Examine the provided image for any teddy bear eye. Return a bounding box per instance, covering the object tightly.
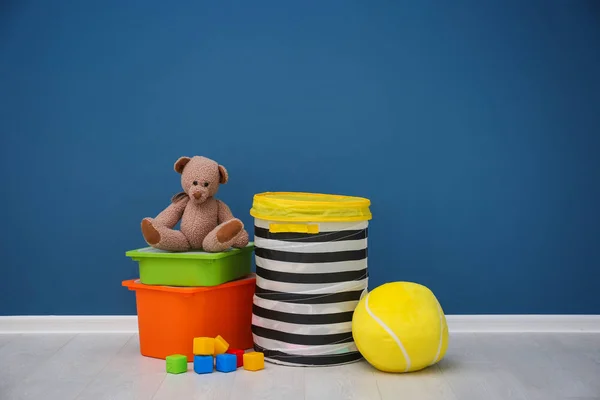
[203,182,209,187]
[193,181,198,186]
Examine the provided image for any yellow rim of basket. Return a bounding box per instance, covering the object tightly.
[249,192,372,222]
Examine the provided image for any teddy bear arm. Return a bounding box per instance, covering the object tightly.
[216,199,235,224]
[154,195,189,228]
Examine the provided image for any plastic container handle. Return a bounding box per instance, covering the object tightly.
[269,223,319,234]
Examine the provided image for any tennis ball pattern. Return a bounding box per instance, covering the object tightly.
[351,281,449,373]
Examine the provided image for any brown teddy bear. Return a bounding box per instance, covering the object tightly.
[140,156,249,252]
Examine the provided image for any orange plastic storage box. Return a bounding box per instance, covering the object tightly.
[122,275,256,362]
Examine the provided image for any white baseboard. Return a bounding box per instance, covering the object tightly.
[0,315,599,334]
[0,316,139,334]
[446,314,600,333]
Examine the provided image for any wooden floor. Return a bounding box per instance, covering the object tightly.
[0,333,599,400]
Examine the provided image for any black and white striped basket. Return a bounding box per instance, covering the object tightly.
[251,220,369,366]
[249,192,372,367]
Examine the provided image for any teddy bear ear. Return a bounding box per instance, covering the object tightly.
[218,165,229,184]
[174,157,191,174]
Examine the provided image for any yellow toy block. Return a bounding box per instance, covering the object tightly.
[193,337,215,355]
[243,352,264,371]
[214,335,229,355]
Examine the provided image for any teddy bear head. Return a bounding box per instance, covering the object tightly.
[174,156,228,203]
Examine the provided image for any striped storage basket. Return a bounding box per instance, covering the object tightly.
[249,192,372,367]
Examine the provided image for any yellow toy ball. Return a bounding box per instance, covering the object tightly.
[352,281,449,373]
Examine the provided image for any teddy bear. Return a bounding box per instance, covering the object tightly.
[140,156,249,252]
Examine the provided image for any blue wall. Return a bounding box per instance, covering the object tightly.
[1,1,599,315]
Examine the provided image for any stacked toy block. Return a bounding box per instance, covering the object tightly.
[166,334,264,375]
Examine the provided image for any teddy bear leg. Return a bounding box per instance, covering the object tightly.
[232,228,249,248]
[142,218,191,252]
[202,219,244,252]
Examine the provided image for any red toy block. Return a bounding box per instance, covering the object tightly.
[226,348,245,368]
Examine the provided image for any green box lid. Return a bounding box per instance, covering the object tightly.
[125,242,255,260]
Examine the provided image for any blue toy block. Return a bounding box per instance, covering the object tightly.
[215,353,237,373]
[194,355,214,374]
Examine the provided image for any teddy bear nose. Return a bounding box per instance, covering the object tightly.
[193,192,202,200]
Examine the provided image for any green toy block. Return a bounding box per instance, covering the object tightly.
[166,354,188,374]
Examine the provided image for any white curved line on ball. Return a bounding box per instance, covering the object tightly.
[364,292,411,372]
[430,300,444,366]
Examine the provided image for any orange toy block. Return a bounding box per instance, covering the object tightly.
[214,335,229,355]
[243,352,264,371]
[193,337,215,355]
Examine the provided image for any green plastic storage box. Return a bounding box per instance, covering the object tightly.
[125,243,254,287]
